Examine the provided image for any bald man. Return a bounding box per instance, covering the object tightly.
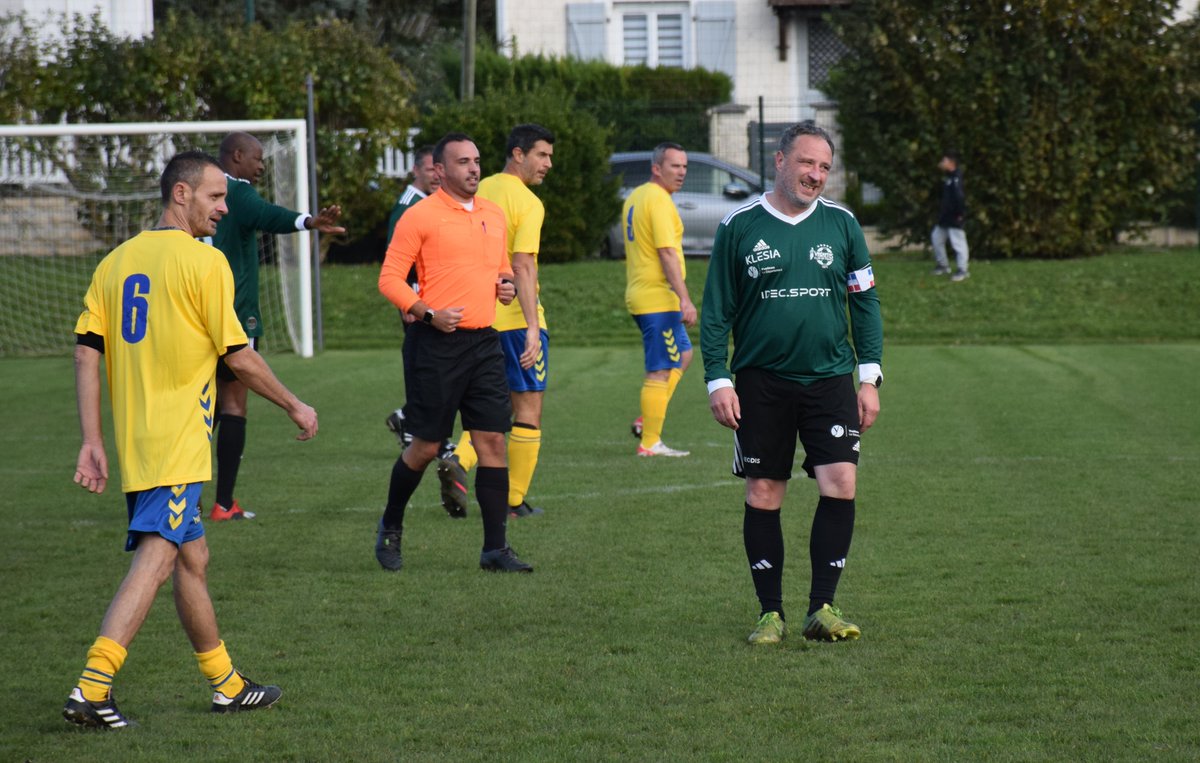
[209,131,344,522]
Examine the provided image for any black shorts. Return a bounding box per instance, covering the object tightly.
[215,337,258,382]
[732,368,860,481]
[403,323,512,442]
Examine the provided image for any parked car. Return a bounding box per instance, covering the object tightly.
[601,151,772,258]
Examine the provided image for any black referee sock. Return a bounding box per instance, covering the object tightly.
[214,415,245,507]
[475,466,509,552]
[743,503,785,620]
[808,496,856,615]
[381,456,424,530]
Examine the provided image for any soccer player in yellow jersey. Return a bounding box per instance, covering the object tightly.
[63,151,318,729]
[623,142,697,457]
[445,124,555,518]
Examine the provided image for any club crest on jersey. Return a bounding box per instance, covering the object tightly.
[809,244,834,269]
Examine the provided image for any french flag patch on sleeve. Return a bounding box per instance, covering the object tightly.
[847,264,875,293]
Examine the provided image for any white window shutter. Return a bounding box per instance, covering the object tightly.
[566,3,607,61]
[694,1,736,78]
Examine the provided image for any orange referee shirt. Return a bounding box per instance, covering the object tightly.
[379,188,512,330]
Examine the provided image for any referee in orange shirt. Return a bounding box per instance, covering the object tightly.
[375,132,533,573]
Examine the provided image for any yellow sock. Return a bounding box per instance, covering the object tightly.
[195,640,245,698]
[507,425,542,506]
[640,379,670,448]
[454,432,478,471]
[666,367,683,401]
[77,635,127,702]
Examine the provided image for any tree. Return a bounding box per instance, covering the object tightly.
[825,0,1198,258]
[0,11,416,237]
[414,82,619,263]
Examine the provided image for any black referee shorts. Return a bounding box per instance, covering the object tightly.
[732,368,860,481]
[403,323,512,442]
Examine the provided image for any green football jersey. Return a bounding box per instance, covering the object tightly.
[211,176,307,337]
[701,195,882,385]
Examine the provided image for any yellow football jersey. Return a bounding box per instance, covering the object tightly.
[622,181,685,315]
[477,172,548,332]
[74,230,248,492]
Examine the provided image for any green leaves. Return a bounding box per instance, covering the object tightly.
[0,11,415,236]
[826,0,1197,259]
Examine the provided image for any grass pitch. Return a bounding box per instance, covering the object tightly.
[2,341,1198,761]
[2,249,1198,760]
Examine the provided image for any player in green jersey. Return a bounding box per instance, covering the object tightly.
[209,131,344,521]
[700,121,883,646]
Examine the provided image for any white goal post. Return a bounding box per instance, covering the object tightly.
[0,119,314,358]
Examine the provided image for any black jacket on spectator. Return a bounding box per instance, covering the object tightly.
[937,168,966,228]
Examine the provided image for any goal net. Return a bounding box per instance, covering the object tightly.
[0,120,314,357]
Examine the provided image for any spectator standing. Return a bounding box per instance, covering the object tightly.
[931,150,969,281]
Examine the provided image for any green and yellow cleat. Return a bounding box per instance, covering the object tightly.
[747,611,786,645]
[801,603,861,642]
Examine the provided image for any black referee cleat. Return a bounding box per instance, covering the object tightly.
[63,688,132,730]
[375,520,403,571]
[211,674,283,713]
[479,546,533,573]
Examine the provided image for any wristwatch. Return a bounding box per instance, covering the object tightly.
[423,309,435,325]
[861,374,882,389]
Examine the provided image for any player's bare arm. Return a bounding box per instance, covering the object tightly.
[708,385,741,430]
[657,247,697,326]
[222,346,318,440]
[73,343,109,494]
[857,384,880,432]
[511,252,540,369]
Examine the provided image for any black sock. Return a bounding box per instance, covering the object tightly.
[381,457,424,530]
[743,503,785,620]
[214,415,246,507]
[475,466,509,552]
[808,496,855,615]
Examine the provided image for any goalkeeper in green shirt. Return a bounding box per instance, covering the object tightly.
[209,131,344,521]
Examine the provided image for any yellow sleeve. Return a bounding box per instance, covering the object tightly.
[74,268,108,337]
[510,194,544,256]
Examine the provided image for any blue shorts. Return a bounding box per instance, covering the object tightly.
[498,328,549,393]
[632,312,692,373]
[125,483,205,551]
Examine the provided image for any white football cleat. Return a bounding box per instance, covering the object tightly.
[637,440,690,457]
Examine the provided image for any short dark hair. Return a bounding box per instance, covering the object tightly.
[506,123,555,158]
[161,150,221,205]
[433,132,474,165]
[942,149,961,164]
[651,142,685,166]
[778,121,835,159]
[412,144,435,164]
[218,131,259,162]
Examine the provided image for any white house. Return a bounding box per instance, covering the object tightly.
[496,0,848,175]
[1,0,153,39]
